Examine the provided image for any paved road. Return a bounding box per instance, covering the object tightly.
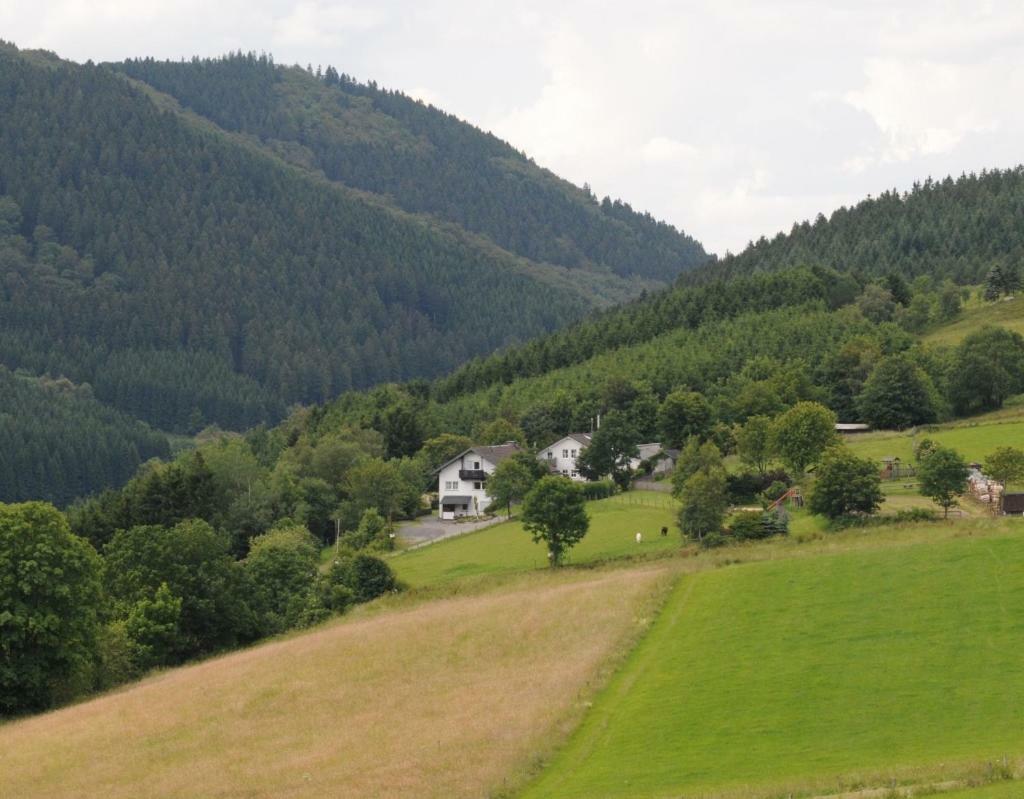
[397,513,509,549]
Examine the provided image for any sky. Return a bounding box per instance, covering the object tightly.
[3,0,1023,255]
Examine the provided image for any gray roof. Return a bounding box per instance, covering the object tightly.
[543,432,592,450]
[441,495,472,505]
[432,442,523,474]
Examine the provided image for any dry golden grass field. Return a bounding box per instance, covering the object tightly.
[0,567,669,799]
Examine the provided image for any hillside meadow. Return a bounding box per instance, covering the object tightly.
[522,525,1024,799]
[0,567,669,799]
[391,492,679,588]
[843,404,1024,465]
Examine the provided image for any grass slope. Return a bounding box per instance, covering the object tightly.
[391,493,679,588]
[0,568,668,799]
[844,404,1024,465]
[523,526,1024,799]
[923,294,1024,346]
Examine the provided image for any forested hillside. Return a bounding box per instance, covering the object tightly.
[0,43,705,457]
[712,169,1024,284]
[115,53,705,283]
[438,168,1024,398]
[0,368,169,505]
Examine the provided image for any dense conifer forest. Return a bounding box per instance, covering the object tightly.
[0,368,169,505]
[0,43,707,505]
[115,53,706,284]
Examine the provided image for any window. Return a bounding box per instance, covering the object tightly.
[547,451,554,459]
[444,480,459,491]
[571,470,578,478]
[473,461,480,469]
[562,469,568,476]
[474,481,482,490]
[571,449,577,458]
[562,449,569,458]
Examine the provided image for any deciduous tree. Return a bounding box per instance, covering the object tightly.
[918,446,969,518]
[521,477,589,566]
[0,502,103,714]
[809,447,883,519]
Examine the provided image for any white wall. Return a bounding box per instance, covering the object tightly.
[538,437,587,481]
[437,454,495,517]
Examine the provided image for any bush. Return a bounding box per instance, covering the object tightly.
[340,508,393,551]
[725,470,791,504]
[727,508,789,541]
[328,552,400,604]
[893,507,937,523]
[727,511,765,540]
[701,531,728,549]
[581,480,616,500]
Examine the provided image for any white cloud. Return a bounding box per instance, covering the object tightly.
[845,58,1005,163]
[272,1,386,49]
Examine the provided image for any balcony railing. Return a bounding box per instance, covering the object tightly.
[459,469,487,481]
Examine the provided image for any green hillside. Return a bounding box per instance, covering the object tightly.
[435,168,1024,401]
[0,368,169,504]
[115,53,707,284]
[391,493,677,587]
[0,43,705,439]
[524,528,1024,798]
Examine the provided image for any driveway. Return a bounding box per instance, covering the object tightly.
[397,513,509,549]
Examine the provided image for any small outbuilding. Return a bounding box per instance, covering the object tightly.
[1003,493,1024,515]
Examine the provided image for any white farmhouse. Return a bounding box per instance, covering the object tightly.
[537,433,593,481]
[629,442,678,475]
[434,443,522,519]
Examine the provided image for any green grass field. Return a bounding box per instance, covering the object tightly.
[522,527,1024,799]
[938,783,1022,798]
[844,414,1024,466]
[923,294,1024,346]
[391,493,679,588]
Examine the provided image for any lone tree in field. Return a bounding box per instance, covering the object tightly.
[770,402,837,475]
[918,446,969,518]
[809,447,884,519]
[521,476,589,567]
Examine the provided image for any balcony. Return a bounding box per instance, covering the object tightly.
[459,469,487,481]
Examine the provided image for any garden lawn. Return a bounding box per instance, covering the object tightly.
[522,529,1024,799]
[391,493,679,588]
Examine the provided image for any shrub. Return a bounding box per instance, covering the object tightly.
[893,507,937,523]
[581,480,616,500]
[727,508,789,541]
[728,511,765,540]
[701,531,728,549]
[725,470,791,504]
[329,552,399,604]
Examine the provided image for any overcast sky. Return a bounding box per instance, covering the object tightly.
[3,0,1023,255]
